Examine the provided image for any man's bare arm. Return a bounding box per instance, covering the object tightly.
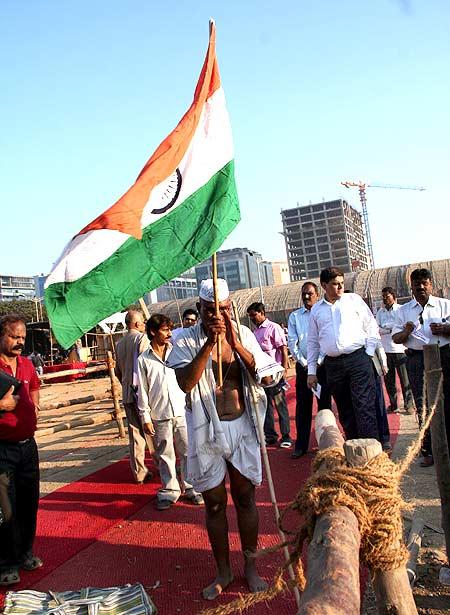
[223,311,256,377]
[392,321,414,345]
[175,339,216,393]
[281,345,289,371]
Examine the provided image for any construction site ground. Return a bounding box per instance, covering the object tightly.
[32,373,450,614]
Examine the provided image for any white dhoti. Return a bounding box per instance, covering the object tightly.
[186,411,262,493]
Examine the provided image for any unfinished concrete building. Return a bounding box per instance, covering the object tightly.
[281,199,370,281]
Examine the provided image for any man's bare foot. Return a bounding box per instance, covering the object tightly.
[244,561,268,593]
[202,572,234,600]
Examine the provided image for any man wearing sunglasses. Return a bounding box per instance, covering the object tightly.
[392,268,450,467]
[171,309,198,343]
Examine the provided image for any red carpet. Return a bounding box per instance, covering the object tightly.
[1,383,400,614]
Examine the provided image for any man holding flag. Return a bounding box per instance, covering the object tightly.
[169,279,283,600]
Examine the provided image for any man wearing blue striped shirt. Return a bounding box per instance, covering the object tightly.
[288,281,331,458]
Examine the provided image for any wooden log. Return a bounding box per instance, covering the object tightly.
[343,442,418,615]
[423,344,450,565]
[298,508,361,615]
[406,516,425,586]
[344,438,382,466]
[138,298,150,320]
[372,568,418,615]
[298,410,360,615]
[36,412,114,436]
[315,408,345,450]
[41,394,108,411]
[40,364,108,381]
[107,351,126,438]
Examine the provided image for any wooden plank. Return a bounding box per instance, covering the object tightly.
[298,411,360,614]
[107,351,126,438]
[40,364,108,381]
[343,441,418,615]
[36,412,114,436]
[423,344,450,565]
[406,516,425,586]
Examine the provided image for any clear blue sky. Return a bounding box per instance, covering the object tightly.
[1,0,449,276]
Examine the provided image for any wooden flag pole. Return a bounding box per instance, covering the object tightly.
[212,253,223,386]
[138,298,150,320]
[232,301,301,610]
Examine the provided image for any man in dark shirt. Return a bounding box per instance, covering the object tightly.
[0,315,42,586]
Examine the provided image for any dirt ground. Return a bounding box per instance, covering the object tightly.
[36,375,450,614]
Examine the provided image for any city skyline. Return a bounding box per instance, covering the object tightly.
[1,2,449,276]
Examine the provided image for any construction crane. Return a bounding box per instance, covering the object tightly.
[341,180,426,270]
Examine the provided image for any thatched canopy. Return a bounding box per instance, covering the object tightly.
[147,257,450,326]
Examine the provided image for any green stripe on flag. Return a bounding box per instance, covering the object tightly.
[45,161,239,348]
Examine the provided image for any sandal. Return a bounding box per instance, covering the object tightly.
[21,555,43,571]
[156,499,173,511]
[0,569,20,586]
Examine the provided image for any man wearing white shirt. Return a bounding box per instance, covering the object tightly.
[171,309,198,343]
[114,310,153,484]
[392,268,450,466]
[307,267,380,441]
[137,313,203,510]
[288,281,331,458]
[376,287,414,414]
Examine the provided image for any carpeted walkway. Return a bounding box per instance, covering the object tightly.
[1,385,400,614]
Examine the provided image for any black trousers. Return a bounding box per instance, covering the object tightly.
[324,348,378,441]
[294,363,331,453]
[405,349,430,455]
[385,352,414,411]
[264,381,290,441]
[408,345,450,457]
[0,438,40,571]
[374,367,390,444]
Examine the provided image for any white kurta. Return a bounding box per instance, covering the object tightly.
[167,322,283,487]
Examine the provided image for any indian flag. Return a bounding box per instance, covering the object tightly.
[45,21,239,349]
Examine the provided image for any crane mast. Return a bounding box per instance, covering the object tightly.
[340,180,425,270]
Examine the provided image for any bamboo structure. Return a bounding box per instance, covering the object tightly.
[40,364,108,381]
[212,253,223,386]
[106,351,126,438]
[423,344,450,565]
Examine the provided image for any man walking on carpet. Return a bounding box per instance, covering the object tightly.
[287,281,331,458]
[246,302,292,448]
[115,309,154,484]
[376,286,414,414]
[168,279,283,600]
[137,314,203,511]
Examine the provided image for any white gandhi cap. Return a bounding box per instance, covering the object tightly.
[199,278,230,303]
